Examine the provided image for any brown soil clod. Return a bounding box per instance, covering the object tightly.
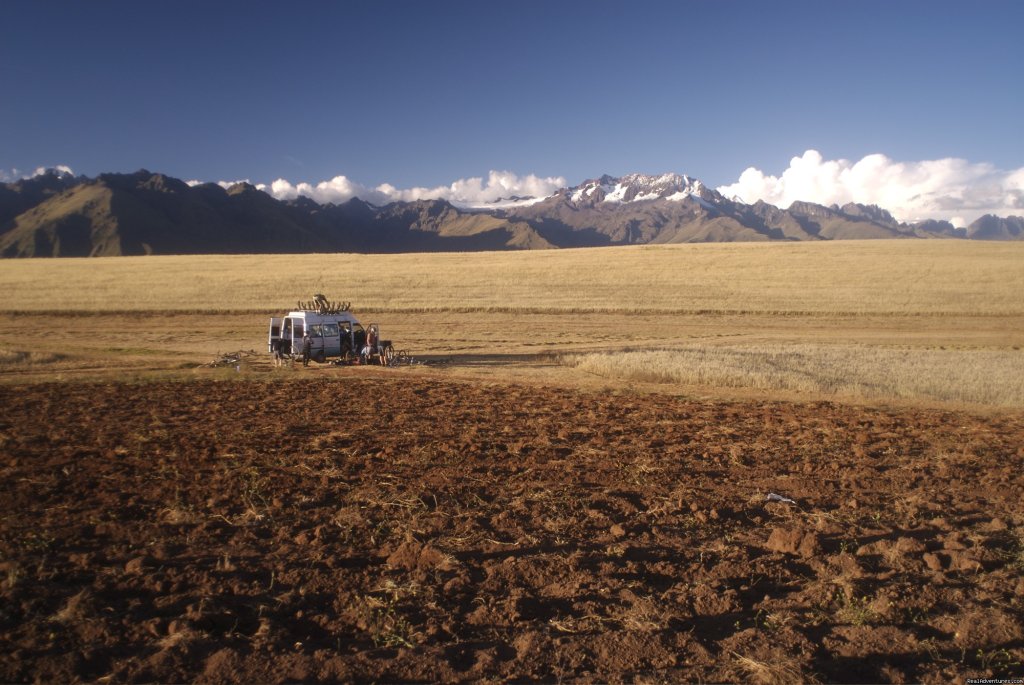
[766,528,822,558]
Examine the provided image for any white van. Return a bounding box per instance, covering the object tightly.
[268,310,365,363]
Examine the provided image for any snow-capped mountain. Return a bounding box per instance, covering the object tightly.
[458,173,719,211]
[3,169,1015,257]
[561,173,720,207]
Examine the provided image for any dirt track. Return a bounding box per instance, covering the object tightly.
[1,377,1022,683]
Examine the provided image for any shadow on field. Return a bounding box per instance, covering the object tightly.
[427,353,563,368]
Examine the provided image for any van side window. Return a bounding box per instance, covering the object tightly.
[294,324,304,337]
[322,323,339,337]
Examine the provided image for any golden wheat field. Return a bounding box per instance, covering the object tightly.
[1,240,1022,315]
[1,240,1022,406]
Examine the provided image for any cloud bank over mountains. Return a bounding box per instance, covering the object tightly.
[229,170,568,208]
[10,151,1023,226]
[716,150,1024,227]
[242,150,1023,226]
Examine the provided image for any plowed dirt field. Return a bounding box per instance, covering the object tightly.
[1,377,1022,683]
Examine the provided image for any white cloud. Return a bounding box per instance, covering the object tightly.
[216,179,253,189]
[251,170,566,207]
[1,165,76,183]
[32,164,75,177]
[717,149,1024,226]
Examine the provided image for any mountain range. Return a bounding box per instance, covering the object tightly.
[1,169,1021,257]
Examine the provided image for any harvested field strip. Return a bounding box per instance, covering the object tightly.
[2,241,1022,315]
[563,344,1024,407]
[1,377,1022,682]
[4,307,1022,318]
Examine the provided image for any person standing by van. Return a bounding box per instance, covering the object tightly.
[301,331,313,367]
[362,324,378,364]
[271,338,284,367]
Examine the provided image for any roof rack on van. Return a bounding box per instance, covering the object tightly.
[296,293,350,315]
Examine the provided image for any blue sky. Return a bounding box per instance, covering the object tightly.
[2,1,1022,222]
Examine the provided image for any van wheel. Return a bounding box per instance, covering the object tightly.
[315,351,326,364]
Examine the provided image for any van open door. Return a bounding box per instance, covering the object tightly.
[280,317,299,355]
[308,324,327,363]
[268,317,282,353]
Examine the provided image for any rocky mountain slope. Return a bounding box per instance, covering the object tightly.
[500,174,970,245]
[966,214,1024,240]
[0,169,1016,257]
[0,170,543,257]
